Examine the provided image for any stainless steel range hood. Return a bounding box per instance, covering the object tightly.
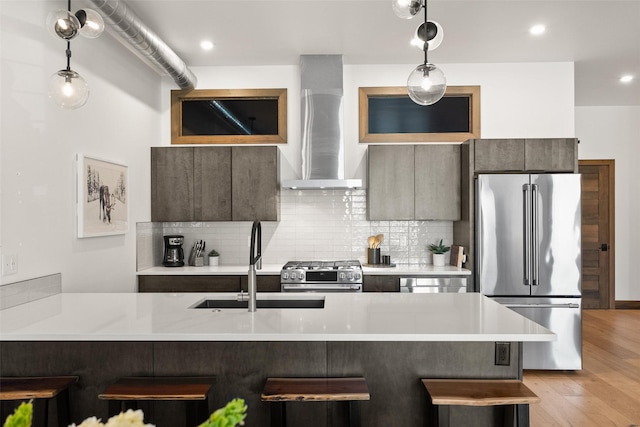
[282,55,362,190]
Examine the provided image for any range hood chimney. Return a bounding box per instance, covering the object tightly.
[282,55,362,190]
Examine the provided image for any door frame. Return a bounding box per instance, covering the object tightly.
[579,159,615,309]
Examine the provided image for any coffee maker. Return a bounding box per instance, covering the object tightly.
[162,235,184,267]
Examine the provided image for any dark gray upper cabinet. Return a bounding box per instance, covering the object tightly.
[194,147,232,221]
[151,146,279,222]
[231,146,280,221]
[415,145,461,220]
[367,145,461,221]
[151,147,195,222]
[524,138,578,172]
[474,138,578,173]
[367,145,415,220]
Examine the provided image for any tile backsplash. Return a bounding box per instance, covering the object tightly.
[137,189,453,268]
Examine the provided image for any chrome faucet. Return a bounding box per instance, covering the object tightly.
[247,220,262,312]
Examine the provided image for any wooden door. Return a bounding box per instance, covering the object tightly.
[579,160,615,309]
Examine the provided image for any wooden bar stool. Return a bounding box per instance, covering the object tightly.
[261,377,370,427]
[421,379,540,427]
[98,377,215,427]
[0,376,78,427]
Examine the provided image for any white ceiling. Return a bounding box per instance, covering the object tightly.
[120,0,640,106]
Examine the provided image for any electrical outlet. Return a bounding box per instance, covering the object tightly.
[2,254,18,276]
[495,342,510,366]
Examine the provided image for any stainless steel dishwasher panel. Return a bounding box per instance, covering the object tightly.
[400,277,467,293]
[494,296,582,370]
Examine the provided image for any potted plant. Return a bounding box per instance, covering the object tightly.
[208,249,220,266]
[428,239,450,266]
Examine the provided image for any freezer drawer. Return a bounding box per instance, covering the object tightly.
[400,277,467,293]
[494,297,582,370]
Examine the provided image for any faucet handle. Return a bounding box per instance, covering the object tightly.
[256,258,262,270]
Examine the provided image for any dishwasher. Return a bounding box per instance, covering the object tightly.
[400,277,467,293]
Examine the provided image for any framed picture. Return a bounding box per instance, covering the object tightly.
[77,154,129,238]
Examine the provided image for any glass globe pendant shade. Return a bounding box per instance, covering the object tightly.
[407,63,447,105]
[48,69,90,109]
[46,10,80,40]
[413,20,444,50]
[75,8,105,38]
[392,0,423,19]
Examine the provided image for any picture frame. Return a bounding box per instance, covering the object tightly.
[77,154,129,238]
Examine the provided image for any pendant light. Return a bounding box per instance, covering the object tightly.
[392,0,447,105]
[48,43,89,109]
[46,0,104,109]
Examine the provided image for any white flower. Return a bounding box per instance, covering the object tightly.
[69,410,155,427]
[70,416,104,427]
[104,409,154,427]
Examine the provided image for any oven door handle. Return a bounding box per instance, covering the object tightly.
[282,284,361,291]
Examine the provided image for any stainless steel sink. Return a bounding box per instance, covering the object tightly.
[191,297,325,309]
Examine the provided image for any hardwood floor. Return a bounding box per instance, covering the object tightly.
[523,309,640,426]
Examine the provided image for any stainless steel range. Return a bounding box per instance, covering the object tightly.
[280,260,363,292]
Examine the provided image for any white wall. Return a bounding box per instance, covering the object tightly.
[9,1,624,297]
[0,1,161,292]
[576,106,640,300]
[161,62,576,184]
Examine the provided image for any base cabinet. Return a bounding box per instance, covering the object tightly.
[138,275,281,293]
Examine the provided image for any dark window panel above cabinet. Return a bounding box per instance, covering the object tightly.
[231,146,280,221]
[194,147,232,221]
[367,145,415,221]
[151,147,195,222]
[138,275,241,292]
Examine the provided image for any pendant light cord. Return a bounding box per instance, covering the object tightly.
[423,0,429,65]
[65,0,72,71]
[66,41,71,71]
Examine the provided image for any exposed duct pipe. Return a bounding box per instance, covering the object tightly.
[85,0,197,90]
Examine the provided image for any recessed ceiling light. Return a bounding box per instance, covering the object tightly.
[200,40,214,51]
[529,24,546,36]
[620,75,633,83]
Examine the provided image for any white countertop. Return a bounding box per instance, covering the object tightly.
[0,292,553,342]
[137,264,471,276]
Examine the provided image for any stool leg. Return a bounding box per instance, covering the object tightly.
[32,399,49,427]
[516,404,530,427]
[436,405,449,427]
[56,389,72,427]
[186,400,209,427]
[348,401,361,427]
[270,402,286,427]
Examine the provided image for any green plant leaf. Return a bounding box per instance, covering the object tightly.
[198,398,247,427]
[3,401,32,427]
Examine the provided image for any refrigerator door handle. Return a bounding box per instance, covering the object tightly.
[523,184,532,286]
[503,303,580,309]
[531,183,540,286]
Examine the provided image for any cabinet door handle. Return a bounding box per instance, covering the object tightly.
[601,243,609,252]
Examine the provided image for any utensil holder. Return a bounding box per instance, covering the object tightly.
[367,248,381,265]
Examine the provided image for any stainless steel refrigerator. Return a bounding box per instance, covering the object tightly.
[476,173,582,370]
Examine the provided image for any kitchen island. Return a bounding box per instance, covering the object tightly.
[0,292,552,426]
